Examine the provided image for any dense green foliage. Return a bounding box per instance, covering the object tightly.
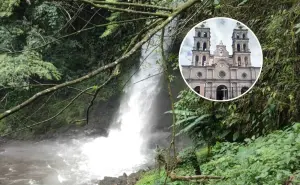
[0,0,20,17]
[0,0,149,137]
[137,123,300,185]
[201,123,300,185]
[171,0,300,147]
[157,0,300,184]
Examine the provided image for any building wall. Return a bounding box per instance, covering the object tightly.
[182,23,261,100]
[181,65,261,99]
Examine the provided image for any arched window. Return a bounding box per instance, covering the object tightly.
[196,42,200,50]
[197,32,201,37]
[243,33,246,39]
[245,57,248,66]
[203,42,207,51]
[236,33,240,39]
[241,86,249,94]
[238,57,241,66]
[195,55,199,62]
[243,44,247,51]
[237,44,241,52]
[202,56,206,66]
[194,86,200,94]
[203,32,207,37]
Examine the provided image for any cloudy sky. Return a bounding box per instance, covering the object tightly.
[179,17,263,67]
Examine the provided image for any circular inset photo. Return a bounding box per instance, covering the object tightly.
[179,17,263,101]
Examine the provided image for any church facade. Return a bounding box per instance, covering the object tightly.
[181,22,261,100]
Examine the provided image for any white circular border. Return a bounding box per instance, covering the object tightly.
[178,17,263,102]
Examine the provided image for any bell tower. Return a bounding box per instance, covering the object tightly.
[192,22,211,66]
[232,22,251,67]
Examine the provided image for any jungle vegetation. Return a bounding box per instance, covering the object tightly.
[0,0,300,184]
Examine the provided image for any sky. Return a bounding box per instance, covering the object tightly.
[179,17,263,67]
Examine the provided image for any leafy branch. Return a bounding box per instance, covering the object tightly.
[0,0,201,121]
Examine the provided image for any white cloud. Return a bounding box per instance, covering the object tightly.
[179,17,263,67]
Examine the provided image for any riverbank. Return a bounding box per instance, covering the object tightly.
[98,169,150,185]
[134,123,300,185]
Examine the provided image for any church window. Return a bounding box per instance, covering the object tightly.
[195,55,199,63]
[197,72,202,78]
[202,56,206,66]
[241,86,249,94]
[238,57,241,66]
[243,44,247,51]
[203,32,207,37]
[237,44,241,51]
[242,73,247,78]
[198,32,201,37]
[219,71,226,78]
[236,33,240,39]
[245,57,248,65]
[203,42,207,51]
[196,42,200,50]
[243,33,246,39]
[194,86,200,94]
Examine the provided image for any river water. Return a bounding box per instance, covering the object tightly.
[0,20,178,185]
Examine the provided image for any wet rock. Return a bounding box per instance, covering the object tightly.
[98,169,147,185]
[99,176,127,185]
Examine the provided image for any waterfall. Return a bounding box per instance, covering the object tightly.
[80,19,178,180]
[0,19,178,185]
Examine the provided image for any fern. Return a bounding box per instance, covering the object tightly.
[100,12,121,38]
[0,51,61,88]
[0,0,20,17]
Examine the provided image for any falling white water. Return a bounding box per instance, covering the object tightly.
[79,20,177,179]
[0,20,177,185]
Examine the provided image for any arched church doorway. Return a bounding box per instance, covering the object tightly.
[241,86,249,94]
[194,86,200,94]
[216,85,228,100]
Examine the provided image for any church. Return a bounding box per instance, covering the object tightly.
[181,22,261,100]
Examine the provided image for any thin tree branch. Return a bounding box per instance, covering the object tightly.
[132,71,164,84]
[0,84,58,91]
[92,0,173,12]
[0,93,10,104]
[6,17,155,54]
[169,173,225,181]
[81,8,100,30]
[20,91,57,122]
[1,87,93,137]
[0,0,201,121]
[86,73,115,124]
[124,18,163,53]
[82,0,170,18]
[85,19,163,124]
[69,119,86,124]
[161,26,177,185]
[67,87,94,96]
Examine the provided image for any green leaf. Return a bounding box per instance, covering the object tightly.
[238,0,248,6]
